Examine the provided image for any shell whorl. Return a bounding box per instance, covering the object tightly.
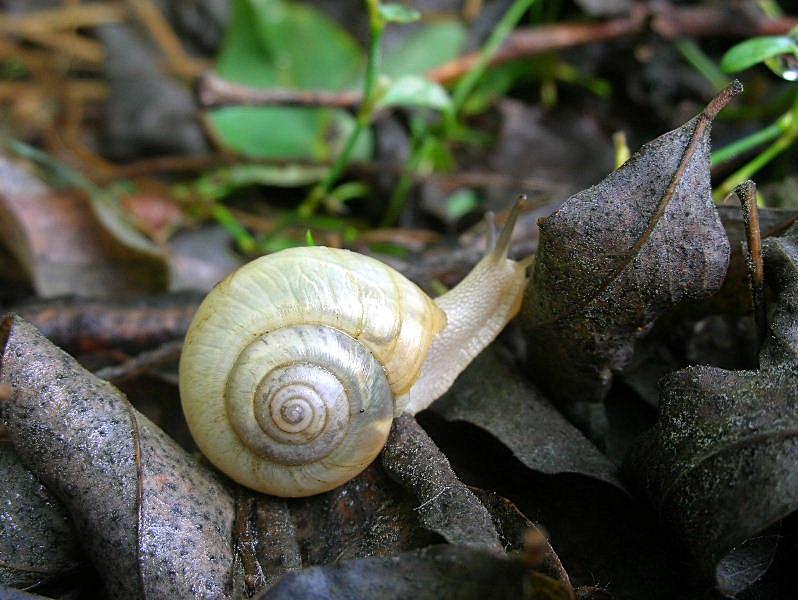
[179,246,446,497]
[225,324,393,494]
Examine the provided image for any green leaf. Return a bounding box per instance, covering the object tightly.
[207,104,372,162]
[378,3,421,24]
[376,75,452,111]
[208,0,370,161]
[721,35,798,73]
[329,181,370,204]
[211,204,257,254]
[214,0,275,86]
[461,60,534,115]
[444,188,480,221]
[247,0,363,90]
[382,21,468,77]
[305,229,315,246]
[189,164,329,202]
[208,107,323,159]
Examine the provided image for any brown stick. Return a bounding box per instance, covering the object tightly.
[428,7,647,85]
[93,339,183,383]
[431,6,798,86]
[705,79,744,121]
[199,4,796,108]
[9,292,203,356]
[651,4,798,39]
[735,181,767,350]
[0,3,125,33]
[199,72,364,109]
[12,29,105,63]
[0,81,108,102]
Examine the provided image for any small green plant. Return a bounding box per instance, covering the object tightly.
[383,0,540,225]
[297,0,453,217]
[713,25,798,201]
[202,0,463,251]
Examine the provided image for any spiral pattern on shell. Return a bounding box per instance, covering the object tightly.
[179,247,446,497]
[225,324,393,487]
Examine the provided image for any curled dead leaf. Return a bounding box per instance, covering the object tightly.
[0,315,234,599]
[522,83,740,404]
[0,442,84,590]
[624,221,798,596]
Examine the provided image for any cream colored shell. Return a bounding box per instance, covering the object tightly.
[179,246,446,497]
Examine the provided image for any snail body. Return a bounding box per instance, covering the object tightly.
[179,204,530,497]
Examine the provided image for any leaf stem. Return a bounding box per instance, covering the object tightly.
[381,119,427,226]
[298,0,385,218]
[448,0,537,123]
[212,204,257,254]
[714,94,798,201]
[674,38,729,92]
[385,0,537,225]
[711,111,793,166]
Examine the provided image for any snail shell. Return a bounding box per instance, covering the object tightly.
[179,247,446,497]
[180,201,531,497]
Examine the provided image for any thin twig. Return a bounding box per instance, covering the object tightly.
[735,181,767,350]
[432,6,798,85]
[95,154,244,181]
[13,29,105,63]
[651,4,798,39]
[704,79,744,120]
[0,39,80,74]
[94,339,184,383]
[0,81,108,102]
[198,4,796,109]
[0,3,125,33]
[199,72,363,109]
[430,5,647,85]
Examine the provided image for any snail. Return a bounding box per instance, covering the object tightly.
[179,201,532,497]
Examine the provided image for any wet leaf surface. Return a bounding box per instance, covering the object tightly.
[257,544,572,600]
[521,84,739,404]
[381,414,503,552]
[418,410,686,600]
[624,222,798,596]
[471,488,571,585]
[237,432,570,595]
[0,316,235,599]
[431,344,623,489]
[0,442,83,590]
[0,155,168,299]
[290,463,439,563]
[1,316,566,599]
[235,463,440,592]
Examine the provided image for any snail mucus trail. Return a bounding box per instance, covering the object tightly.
[179,200,532,497]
